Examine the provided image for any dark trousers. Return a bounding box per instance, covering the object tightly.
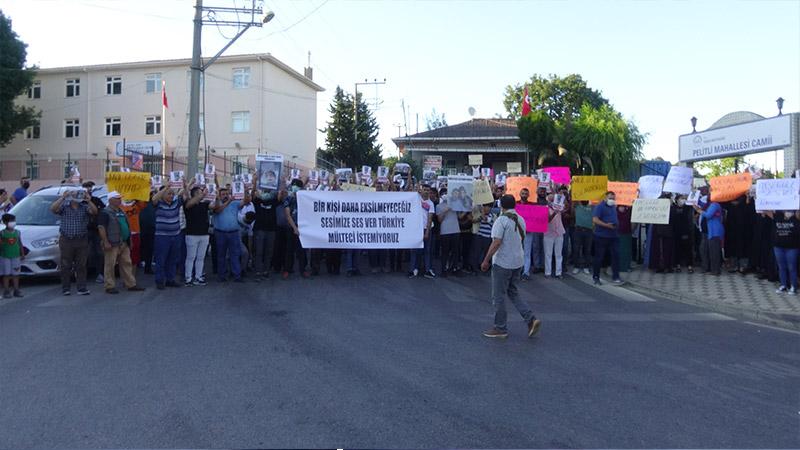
[87,231,104,277]
[461,233,474,271]
[154,234,182,284]
[472,235,492,271]
[59,236,88,290]
[273,227,289,271]
[369,250,386,270]
[572,228,593,269]
[215,230,242,280]
[650,236,674,271]
[700,235,722,275]
[284,230,307,273]
[253,230,276,274]
[675,236,694,267]
[326,250,341,274]
[387,249,404,272]
[440,233,461,273]
[140,229,155,271]
[592,236,620,280]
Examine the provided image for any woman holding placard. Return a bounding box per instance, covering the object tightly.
[764,210,800,295]
[543,194,565,278]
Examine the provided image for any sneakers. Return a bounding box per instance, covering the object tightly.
[408,269,419,278]
[12,290,22,298]
[612,278,624,285]
[77,288,90,296]
[593,278,603,286]
[62,289,71,296]
[95,274,104,284]
[424,269,436,279]
[184,280,194,287]
[776,286,787,294]
[583,268,591,275]
[528,319,542,338]
[193,277,207,286]
[790,287,797,295]
[571,268,580,275]
[521,274,531,281]
[482,327,509,339]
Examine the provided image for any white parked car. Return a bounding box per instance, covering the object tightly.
[10,184,107,276]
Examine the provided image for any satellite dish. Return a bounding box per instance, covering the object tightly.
[468,107,476,117]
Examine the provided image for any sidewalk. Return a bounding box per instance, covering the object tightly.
[582,265,800,331]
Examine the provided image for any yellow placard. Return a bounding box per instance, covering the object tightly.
[106,171,151,201]
[607,181,639,206]
[572,175,609,201]
[340,183,376,192]
[710,172,752,202]
[506,176,539,201]
[472,179,494,205]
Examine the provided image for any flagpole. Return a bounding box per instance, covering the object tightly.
[161,80,167,177]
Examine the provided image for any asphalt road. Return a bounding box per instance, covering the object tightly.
[1,269,799,448]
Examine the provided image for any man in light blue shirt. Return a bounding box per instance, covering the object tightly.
[213,187,250,282]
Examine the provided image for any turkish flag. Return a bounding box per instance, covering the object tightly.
[521,86,532,117]
[161,80,169,109]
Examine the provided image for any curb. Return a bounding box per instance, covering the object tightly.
[621,277,800,332]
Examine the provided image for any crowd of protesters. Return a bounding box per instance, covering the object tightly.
[0,168,797,300]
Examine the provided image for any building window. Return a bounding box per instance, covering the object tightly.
[25,160,39,180]
[27,81,41,99]
[186,70,204,92]
[23,125,41,140]
[145,115,161,135]
[65,119,80,138]
[66,78,80,97]
[232,67,250,89]
[187,113,205,131]
[145,73,161,94]
[105,117,121,136]
[231,111,250,133]
[106,76,122,95]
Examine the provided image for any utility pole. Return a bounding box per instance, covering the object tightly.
[187,0,275,178]
[354,78,386,142]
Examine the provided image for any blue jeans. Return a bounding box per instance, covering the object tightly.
[215,230,242,280]
[412,237,432,272]
[592,236,620,281]
[523,232,543,275]
[154,234,182,284]
[773,246,798,289]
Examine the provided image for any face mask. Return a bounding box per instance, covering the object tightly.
[6,222,15,229]
[260,192,274,201]
[785,212,794,219]
[606,199,616,207]
[290,186,300,193]
[677,199,686,207]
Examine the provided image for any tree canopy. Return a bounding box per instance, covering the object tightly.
[505,74,645,180]
[321,86,383,169]
[0,10,39,147]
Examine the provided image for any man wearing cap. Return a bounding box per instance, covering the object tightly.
[97,191,146,294]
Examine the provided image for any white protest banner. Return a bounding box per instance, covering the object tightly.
[537,170,552,184]
[481,168,492,178]
[204,183,217,202]
[377,166,389,183]
[447,175,475,212]
[361,165,372,177]
[204,163,216,176]
[638,175,664,199]
[468,154,483,166]
[686,190,700,206]
[631,198,671,224]
[297,191,423,249]
[256,154,283,190]
[755,178,800,211]
[232,181,245,200]
[495,172,508,187]
[242,173,253,188]
[336,168,353,184]
[151,175,162,188]
[422,155,442,170]
[507,162,522,174]
[693,177,707,189]
[320,169,330,185]
[423,169,437,184]
[663,166,693,195]
[290,168,301,180]
[552,193,566,211]
[194,173,205,185]
[169,171,184,188]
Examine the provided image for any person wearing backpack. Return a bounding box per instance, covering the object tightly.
[480,194,542,339]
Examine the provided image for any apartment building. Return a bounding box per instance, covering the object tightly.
[2,53,323,186]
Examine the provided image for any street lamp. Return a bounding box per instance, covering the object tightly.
[777,97,785,116]
[690,116,697,133]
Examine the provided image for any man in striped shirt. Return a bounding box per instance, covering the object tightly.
[151,182,191,289]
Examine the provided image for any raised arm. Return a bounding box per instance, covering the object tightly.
[50,190,70,214]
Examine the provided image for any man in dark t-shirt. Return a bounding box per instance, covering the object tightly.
[251,188,280,279]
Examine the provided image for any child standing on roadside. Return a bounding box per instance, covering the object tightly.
[1,213,24,298]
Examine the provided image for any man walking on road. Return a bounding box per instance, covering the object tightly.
[480,194,542,339]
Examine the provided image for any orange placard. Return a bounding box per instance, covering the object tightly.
[710,172,753,202]
[607,181,639,206]
[506,176,538,201]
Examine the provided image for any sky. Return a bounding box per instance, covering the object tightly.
[2,0,799,172]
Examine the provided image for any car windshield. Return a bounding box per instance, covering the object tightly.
[11,195,60,226]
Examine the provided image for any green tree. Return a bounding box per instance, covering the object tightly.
[425,108,448,131]
[695,158,738,178]
[321,86,383,169]
[0,10,39,147]
[503,74,607,122]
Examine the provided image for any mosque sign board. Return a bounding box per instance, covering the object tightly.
[678,115,791,163]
